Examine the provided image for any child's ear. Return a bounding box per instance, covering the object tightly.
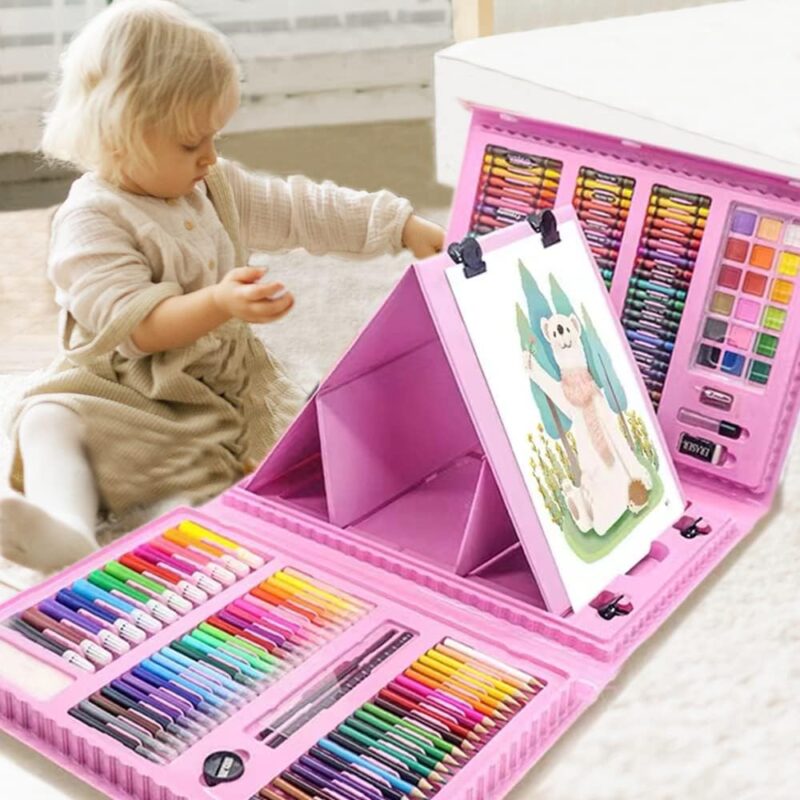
[569,313,581,336]
[540,317,551,339]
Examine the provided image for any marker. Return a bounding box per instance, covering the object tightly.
[177,520,265,569]
[100,685,198,745]
[21,608,112,666]
[118,552,208,604]
[9,618,95,672]
[49,590,131,654]
[77,699,178,759]
[151,536,237,586]
[71,578,155,639]
[88,692,186,753]
[104,561,193,614]
[163,528,249,577]
[87,569,177,625]
[40,596,127,656]
[67,706,165,764]
[135,544,223,594]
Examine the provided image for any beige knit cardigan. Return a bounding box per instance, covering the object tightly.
[6,164,408,512]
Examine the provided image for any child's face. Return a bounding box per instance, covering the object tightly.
[121,83,240,199]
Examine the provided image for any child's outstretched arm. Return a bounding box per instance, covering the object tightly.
[50,207,292,357]
[131,267,290,354]
[217,159,443,259]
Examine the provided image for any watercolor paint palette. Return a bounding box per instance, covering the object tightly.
[695,204,799,389]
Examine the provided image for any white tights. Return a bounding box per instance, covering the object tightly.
[0,403,99,571]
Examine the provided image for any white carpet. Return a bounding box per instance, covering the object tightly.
[0,230,798,798]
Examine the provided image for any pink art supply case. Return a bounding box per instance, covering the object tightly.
[0,107,797,800]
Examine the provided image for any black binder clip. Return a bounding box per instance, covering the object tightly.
[591,591,634,621]
[677,516,711,540]
[527,210,561,248]
[448,234,487,279]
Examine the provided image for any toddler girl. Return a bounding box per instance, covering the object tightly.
[0,0,443,572]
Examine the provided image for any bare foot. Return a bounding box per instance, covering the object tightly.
[0,492,96,572]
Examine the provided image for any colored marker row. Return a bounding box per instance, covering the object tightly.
[256,638,545,799]
[7,520,267,671]
[470,145,562,235]
[69,567,372,761]
[621,184,712,409]
[572,167,636,288]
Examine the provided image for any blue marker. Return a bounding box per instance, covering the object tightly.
[71,579,158,637]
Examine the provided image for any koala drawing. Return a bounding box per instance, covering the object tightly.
[522,313,651,536]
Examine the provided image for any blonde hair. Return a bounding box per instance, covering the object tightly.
[42,0,239,183]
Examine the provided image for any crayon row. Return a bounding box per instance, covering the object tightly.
[7,520,268,671]
[572,166,636,289]
[256,638,546,799]
[69,567,372,762]
[469,145,563,236]
[621,184,712,409]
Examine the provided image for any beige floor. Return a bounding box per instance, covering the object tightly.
[0,120,452,373]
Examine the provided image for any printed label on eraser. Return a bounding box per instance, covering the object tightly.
[678,432,725,465]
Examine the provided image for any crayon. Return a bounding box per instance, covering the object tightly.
[482,154,561,180]
[626,329,675,351]
[646,204,707,227]
[476,204,527,222]
[652,184,710,205]
[574,187,632,207]
[628,278,687,300]
[636,247,697,270]
[575,198,629,219]
[632,268,691,291]
[485,145,561,167]
[623,310,681,332]
[577,168,635,188]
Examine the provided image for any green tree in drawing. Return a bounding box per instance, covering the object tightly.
[516,260,580,481]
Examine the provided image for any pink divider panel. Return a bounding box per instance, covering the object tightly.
[317,337,479,527]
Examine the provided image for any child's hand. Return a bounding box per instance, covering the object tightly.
[212,267,294,324]
[402,214,445,259]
